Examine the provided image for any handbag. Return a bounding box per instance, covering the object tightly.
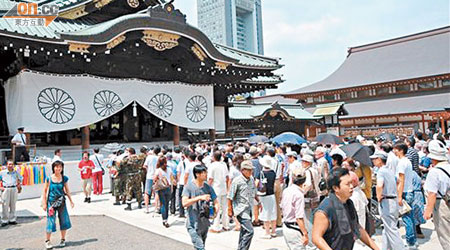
[305,169,319,209]
[257,171,267,196]
[94,155,105,176]
[153,170,170,191]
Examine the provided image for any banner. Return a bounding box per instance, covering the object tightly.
[5,70,215,134]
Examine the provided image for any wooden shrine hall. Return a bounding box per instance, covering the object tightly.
[0,0,283,148]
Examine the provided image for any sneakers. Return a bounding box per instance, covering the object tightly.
[87,197,91,203]
[1,223,8,227]
[9,221,17,225]
[84,197,88,203]
[163,222,170,228]
[124,204,132,211]
[45,240,53,249]
[59,239,66,247]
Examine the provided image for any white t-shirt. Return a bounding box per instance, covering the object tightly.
[155,167,172,183]
[144,155,158,180]
[386,151,399,174]
[271,157,282,179]
[288,161,302,186]
[184,160,197,185]
[229,165,241,182]
[424,161,450,198]
[208,161,229,196]
[51,155,63,164]
[90,154,104,173]
[176,159,188,185]
[396,157,414,193]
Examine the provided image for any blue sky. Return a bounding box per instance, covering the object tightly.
[175,0,449,94]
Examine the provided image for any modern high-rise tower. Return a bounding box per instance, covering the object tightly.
[197,0,264,55]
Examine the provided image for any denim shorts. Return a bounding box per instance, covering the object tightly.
[46,202,72,233]
[145,179,153,195]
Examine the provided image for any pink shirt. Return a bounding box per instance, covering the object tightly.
[281,184,305,223]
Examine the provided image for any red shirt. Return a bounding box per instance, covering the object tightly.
[78,160,95,179]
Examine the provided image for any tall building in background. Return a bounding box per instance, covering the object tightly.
[197,0,264,55]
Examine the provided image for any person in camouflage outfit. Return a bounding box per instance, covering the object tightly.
[138,147,148,194]
[122,148,145,211]
[112,153,127,206]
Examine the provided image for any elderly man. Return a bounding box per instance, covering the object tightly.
[424,140,450,249]
[228,160,260,250]
[0,161,23,226]
[11,127,30,163]
[286,151,301,186]
[371,151,404,250]
[281,168,308,249]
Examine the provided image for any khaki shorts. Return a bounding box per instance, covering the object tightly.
[82,178,92,194]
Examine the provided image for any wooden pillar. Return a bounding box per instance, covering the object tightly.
[209,129,216,142]
[173,125,180,146]
[441,116,446,134]
[81,126,90,150]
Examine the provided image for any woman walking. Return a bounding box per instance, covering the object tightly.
[42,161,74,249]
[153,156,173,228]
[258,156,277,239]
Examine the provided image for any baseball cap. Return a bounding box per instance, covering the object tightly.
[240,160,254,170]
[369,151,388,160]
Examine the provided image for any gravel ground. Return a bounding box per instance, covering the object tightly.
[0,216,192,250]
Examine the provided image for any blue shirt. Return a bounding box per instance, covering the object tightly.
[0,169,23,187]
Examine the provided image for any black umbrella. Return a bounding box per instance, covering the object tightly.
[378,133,396,142]
[340,142,373,166]
[247,135,269,144]
[316,133,343,145]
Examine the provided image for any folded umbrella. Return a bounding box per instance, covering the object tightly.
[272,132,307,145]
[316,133,343,145]
[340,142,373,166]
[247,135,269,144]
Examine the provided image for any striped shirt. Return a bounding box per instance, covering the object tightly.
[406,147,420,175]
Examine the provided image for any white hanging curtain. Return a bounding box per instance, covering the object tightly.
[5,70,215,134]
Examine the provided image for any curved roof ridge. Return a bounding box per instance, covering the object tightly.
[348,26,450,55]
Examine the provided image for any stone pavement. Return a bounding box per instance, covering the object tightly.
[14,191,443,250]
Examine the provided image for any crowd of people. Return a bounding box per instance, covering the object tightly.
[1,131,450,250]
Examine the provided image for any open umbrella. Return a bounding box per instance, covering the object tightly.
[272,132,307,145]
[315,133,343,145]
[340,142,373,166]
[377,133,396,142]
[101,142,125,154]
[247,135,269,144]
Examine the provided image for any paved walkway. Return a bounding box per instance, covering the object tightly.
[14,191,443,250]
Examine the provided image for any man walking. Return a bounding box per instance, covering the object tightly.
[424,140,450,249]
[143,147,159,213]
[208,151,230,232]
[228,160,260,250]
[11,127,29,163]
[78,151,94,203]
[0,160,22,226]
[312,168,379,250]
[182,165,219,250]
[281,168,309,249]
[122,148,144,211]
[371,151,404,249]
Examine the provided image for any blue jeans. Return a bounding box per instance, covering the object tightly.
[158,188,171,221]
[402,192,417,246]
[46,202,71,233]
[178,185,185,216]
[187,226,207,250]
[237,215,254,250]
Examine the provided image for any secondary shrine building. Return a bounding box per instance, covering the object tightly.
[0,0,283,148]
[284,26,450,138]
